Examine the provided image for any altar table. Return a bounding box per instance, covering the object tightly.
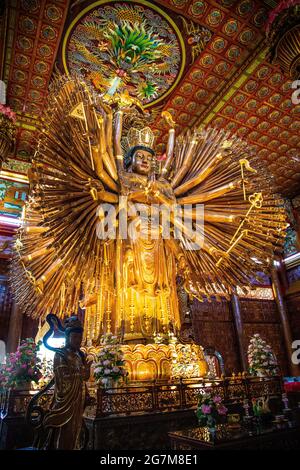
[168,424,300,450]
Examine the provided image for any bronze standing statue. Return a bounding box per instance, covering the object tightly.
[27,315,92,450]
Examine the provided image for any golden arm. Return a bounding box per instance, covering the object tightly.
[114,110,124,173]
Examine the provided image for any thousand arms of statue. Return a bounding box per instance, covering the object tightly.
[12,75,287,345]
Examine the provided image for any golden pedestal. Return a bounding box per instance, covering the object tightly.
[85,342,208,382]
[122,343,172,381]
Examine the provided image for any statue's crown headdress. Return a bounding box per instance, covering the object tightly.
[125,126,155,150]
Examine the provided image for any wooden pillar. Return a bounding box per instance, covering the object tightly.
[6,301,23,353]
[231,294,248,372]
[271,265,300,376]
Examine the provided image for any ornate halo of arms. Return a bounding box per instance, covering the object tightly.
[11,74,287,321]
[11,75,120,319]
[161,122,287,300]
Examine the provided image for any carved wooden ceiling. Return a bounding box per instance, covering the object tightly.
[1,0,300,199]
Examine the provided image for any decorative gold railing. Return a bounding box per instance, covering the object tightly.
[90,375,284,418]
[0,375,284,422]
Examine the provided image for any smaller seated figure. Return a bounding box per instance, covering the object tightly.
[203,347,225,379]
[27,314,92,450]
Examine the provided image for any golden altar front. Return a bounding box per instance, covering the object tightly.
[84,342,208,382]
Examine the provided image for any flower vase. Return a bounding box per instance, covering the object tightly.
[104,377,119,389]
[208,426,217,442]
[207,416,217,441]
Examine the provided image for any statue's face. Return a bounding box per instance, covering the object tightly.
[67,331,82,351]
[131,149,153,176]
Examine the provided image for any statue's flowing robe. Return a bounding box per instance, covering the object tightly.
[42,348,88,450]
[117,172,180,340]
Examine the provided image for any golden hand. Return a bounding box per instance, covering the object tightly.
[209,247,230,259]
[161,111,176,128]
[145,180,160,198]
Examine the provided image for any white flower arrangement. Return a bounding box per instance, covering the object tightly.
[93,333,128,387]
[247,334,279,377]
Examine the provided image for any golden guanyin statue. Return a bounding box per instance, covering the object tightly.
[115,131,180,343]
[12,76,287,380]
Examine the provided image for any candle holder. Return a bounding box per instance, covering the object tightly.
[243,398,250,417]
[242,399,255,435]
[282,392,291,412]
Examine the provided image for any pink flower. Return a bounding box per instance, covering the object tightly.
[213,396,222,404]
[202,404,212,414]
[28,368,34,375]
[21,364,27,369]
[0,104,16,121]
[218,405,228,416]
